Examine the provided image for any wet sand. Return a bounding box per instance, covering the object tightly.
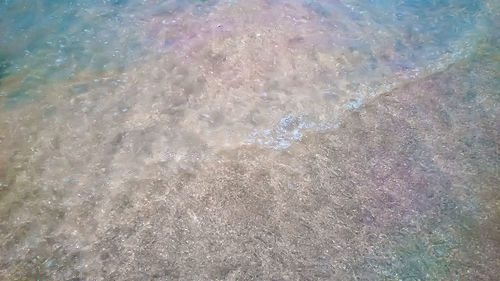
[0,42,498,280]
[0,1,499,280]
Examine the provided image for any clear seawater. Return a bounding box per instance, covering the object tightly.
[0,0,499,280]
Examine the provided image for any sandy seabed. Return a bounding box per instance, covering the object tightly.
[0,0,499,280]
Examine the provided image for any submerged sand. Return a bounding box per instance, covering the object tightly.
[0,1,499,280]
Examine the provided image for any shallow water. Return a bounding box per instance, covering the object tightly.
[0,0,499,280]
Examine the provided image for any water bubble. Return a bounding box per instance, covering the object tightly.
[347,93,363,110]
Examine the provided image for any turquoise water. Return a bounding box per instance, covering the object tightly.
[0,0,491,106]
[0,0,498,280]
